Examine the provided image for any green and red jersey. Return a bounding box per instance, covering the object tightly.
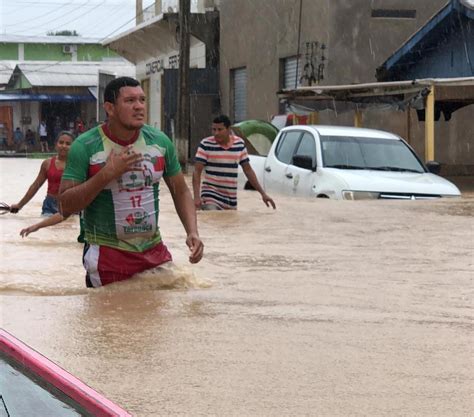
[62,124,181,253]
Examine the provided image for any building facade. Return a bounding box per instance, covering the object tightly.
[104,0,472,172]
[104,0,220,159]
[0,35,134,149]
[218,0,472,172]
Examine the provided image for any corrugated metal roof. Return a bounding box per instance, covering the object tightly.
[0,61,17,85]
[15,62,135,87]
[0,34,103,44]
[378,0,474,75]
[278,77,474,113]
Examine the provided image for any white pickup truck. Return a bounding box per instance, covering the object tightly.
[239,125,461,200]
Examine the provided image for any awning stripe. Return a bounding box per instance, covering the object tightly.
[0,93,96,102]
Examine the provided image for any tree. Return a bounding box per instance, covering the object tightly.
[47,30,80,36]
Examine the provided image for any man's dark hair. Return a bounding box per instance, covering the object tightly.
[213,115,231,128]
[104,77,140,104]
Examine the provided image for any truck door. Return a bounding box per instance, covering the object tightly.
[286,132,317,197]
[263,130,302,195]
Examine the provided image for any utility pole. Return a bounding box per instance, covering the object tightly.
[176,0,191,169]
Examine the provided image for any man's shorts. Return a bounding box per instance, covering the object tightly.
[82,241,172,288]
[41,195,58,216]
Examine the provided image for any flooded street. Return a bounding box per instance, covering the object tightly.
[1,158,473,417]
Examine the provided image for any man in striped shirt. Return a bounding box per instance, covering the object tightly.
[193,115,276,210]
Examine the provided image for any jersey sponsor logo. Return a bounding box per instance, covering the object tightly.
[124,210,152,234]
[118,170,146,192]
[116,156,164,192]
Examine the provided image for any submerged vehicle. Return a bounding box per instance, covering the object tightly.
[0,328,131,416]
[239,125,461,200]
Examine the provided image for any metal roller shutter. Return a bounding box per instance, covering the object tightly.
[232,67,247,122]
[284,56,301,90]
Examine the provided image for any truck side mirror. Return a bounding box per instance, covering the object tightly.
[426,161,441,175]
[292,154,316,171]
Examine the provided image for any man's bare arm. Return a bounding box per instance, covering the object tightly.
[192,162,205,209]
[164,173,204,263]
[11,159,49,212]
[242,162,276,209]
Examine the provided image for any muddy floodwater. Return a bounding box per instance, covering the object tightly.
[1,158,473,417]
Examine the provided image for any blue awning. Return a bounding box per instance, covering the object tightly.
[0,93,96,102]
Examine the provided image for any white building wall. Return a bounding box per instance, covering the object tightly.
[12,103,22,130]
[136,41,206,129]
[7,101,40,144]
[190,43,205,68]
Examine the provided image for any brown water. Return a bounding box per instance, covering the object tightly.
[1,158,473,417]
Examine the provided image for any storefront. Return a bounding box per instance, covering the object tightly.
[1,61,134,148]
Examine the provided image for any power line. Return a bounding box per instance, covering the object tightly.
[99,6,149,41]
[4,0,130,5]
[84,5,132,37]
[3,1,83,27]
[45,1,109,33]
[4,0,154,41]
[3,1,136,36]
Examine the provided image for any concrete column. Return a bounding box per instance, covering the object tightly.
[309,112,319,124]
[354,110,363,127]
[424,86,435,162]
[136,0,143,25]
[19,43,24,60]
[406,108,411,145]
[155,0,162,15]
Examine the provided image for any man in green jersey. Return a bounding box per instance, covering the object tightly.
[59,77,203,287]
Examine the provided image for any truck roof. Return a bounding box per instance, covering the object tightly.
[282,125,401,140]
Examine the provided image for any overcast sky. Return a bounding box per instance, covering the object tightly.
[0,0,156,40]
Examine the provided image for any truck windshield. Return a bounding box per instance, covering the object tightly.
[320,136,425,173]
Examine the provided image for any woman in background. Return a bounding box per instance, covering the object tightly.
[10,131,74,216]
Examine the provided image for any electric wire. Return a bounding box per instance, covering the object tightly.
[3,0,138,37]
[3,1,86,28]
[76,3,132,37]
[45,1,108,34]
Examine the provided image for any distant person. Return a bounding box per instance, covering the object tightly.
[18,205,85,244]
[58,76,203,288]
[74,116,85,136]
[0,123,6,149]
[25,129,36,147]
[20,212,64,237]
[13,127,23,151]
[192,114,276,210]
[38,121,49,152]
[10,131,74,216]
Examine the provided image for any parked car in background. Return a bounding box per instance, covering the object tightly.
[239,125,461,200]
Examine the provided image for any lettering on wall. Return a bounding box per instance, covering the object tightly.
[145,58,164,75]
[169,55,179,69]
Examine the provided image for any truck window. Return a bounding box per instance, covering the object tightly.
[275,131,302,164]
[294,132,316,166]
